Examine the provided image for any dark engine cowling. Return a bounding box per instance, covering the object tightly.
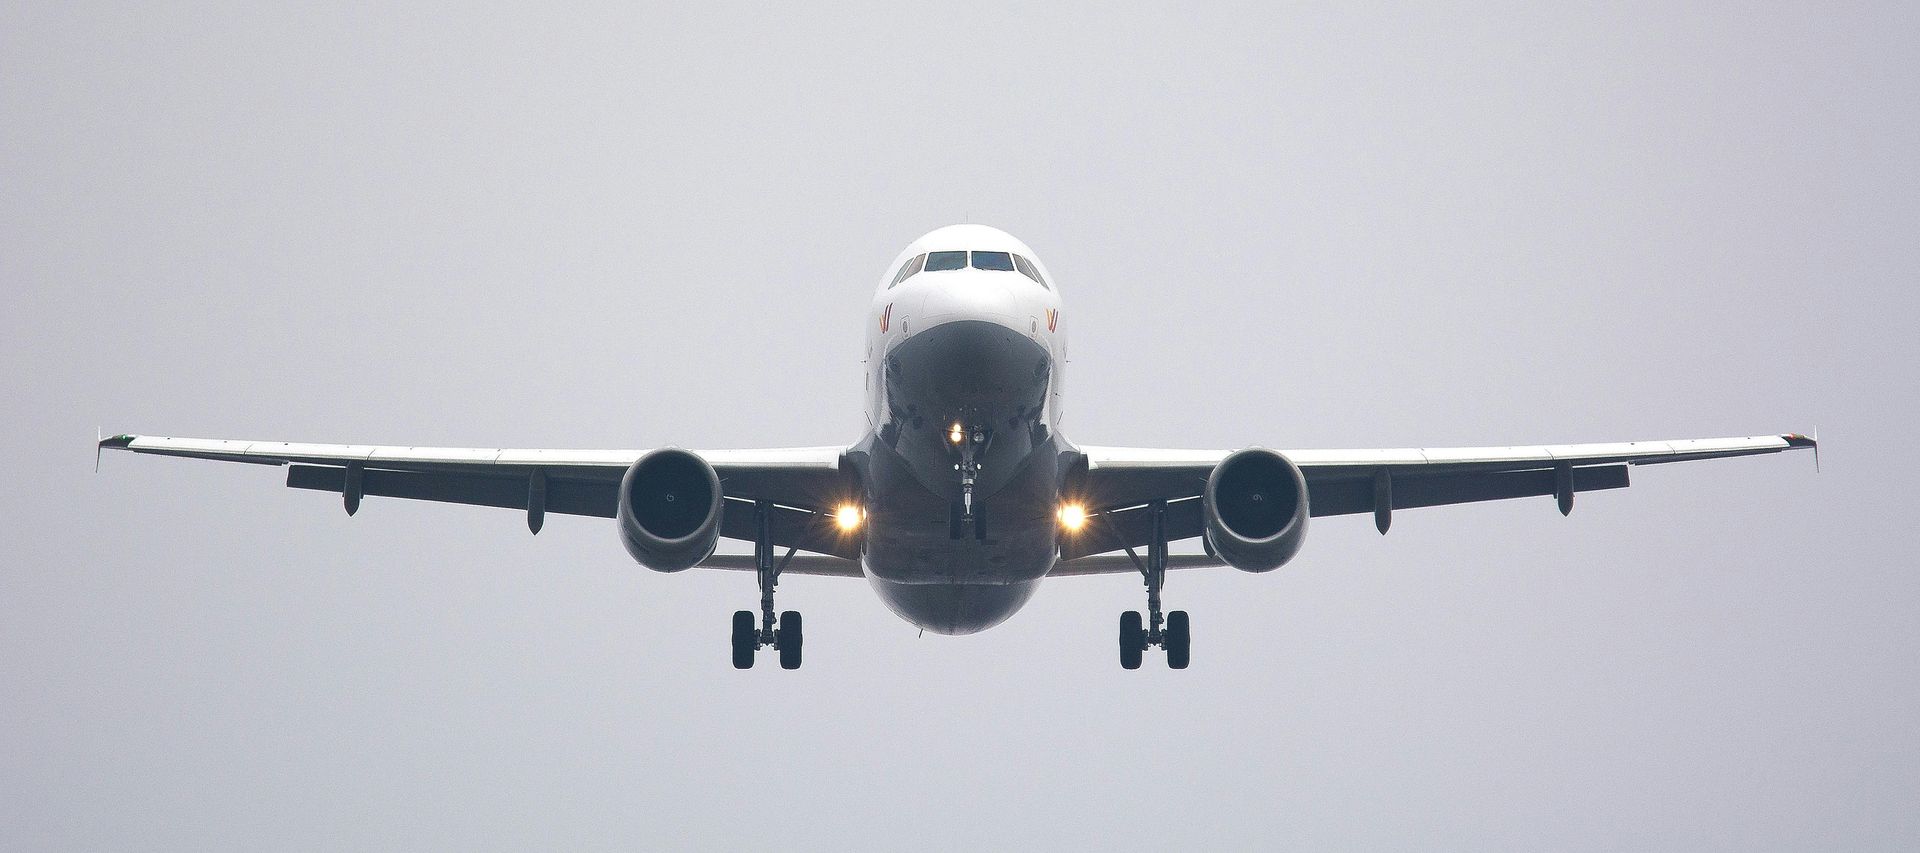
[1202,448,1310,573]
[618,448,723,572]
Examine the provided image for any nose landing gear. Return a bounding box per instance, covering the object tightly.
[732,500,804,670]
[949,422,989,541]
[1115,500,1191,670]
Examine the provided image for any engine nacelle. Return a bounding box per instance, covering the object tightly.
[617,448,723,573]
[1202,448,1310,573]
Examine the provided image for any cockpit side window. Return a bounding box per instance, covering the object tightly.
[924,250,968,271]
[1012,254,1047,288]
[970,251,1015,272]
[890,253,926,287]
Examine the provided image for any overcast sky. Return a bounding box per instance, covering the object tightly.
[4,3,1916,850]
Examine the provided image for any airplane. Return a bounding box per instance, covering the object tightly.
[98,224,1817,670]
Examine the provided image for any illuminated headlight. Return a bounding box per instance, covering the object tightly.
[1057,503,1087,532]
[949,424,965,445]
[835,504,864,531]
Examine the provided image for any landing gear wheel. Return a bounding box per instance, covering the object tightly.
[1165,610,1191,669]
[1119,611,1145,670]
[777,610,804,670]
[731,610,756,669]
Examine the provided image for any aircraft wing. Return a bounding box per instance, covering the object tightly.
[690,552,1226,578]
[1063,433,1817,560]
[97,434,861,559]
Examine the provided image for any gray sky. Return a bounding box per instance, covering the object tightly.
[4,3,1916,850]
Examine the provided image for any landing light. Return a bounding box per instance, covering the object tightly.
[949,424,965,445]
[1057,503,1087,532]
[835,503,864,531]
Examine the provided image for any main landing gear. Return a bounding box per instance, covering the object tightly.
[1117,500,1190,670]
[732,501,803,670]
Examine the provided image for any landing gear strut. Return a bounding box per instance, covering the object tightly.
[1117,500,1190,669]
[950,423,988,541]
[732,501,803,670]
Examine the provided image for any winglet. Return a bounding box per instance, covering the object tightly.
[96,431,134,473]
[1784,431,1819,473]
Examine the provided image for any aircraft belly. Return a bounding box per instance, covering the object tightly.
[865,574,1040,636]
[859,427,1064,586]
[855,434,1064,634]
[863,517,1055,584]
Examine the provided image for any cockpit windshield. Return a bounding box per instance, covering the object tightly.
[891,249,1049,288]
[969,251,1015,272]
[924,251,968,272]
[1012,254,1045,288]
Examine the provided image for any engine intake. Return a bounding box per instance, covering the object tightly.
[1202,448,1310,573]
[618,448,723,572]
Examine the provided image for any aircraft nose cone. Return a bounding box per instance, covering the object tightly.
[917,271,1019,323]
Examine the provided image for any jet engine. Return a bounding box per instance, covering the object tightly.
[1202,448,1310,573]
[618,448,724,572]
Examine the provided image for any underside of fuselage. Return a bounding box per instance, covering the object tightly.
[853,318,1072,634]
[864,574,1043,635]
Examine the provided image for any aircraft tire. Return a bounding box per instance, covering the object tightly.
[1166,610,1191,669]
[1119,611,1144,670]
[731,610,756,669]
[778,611,804,670]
